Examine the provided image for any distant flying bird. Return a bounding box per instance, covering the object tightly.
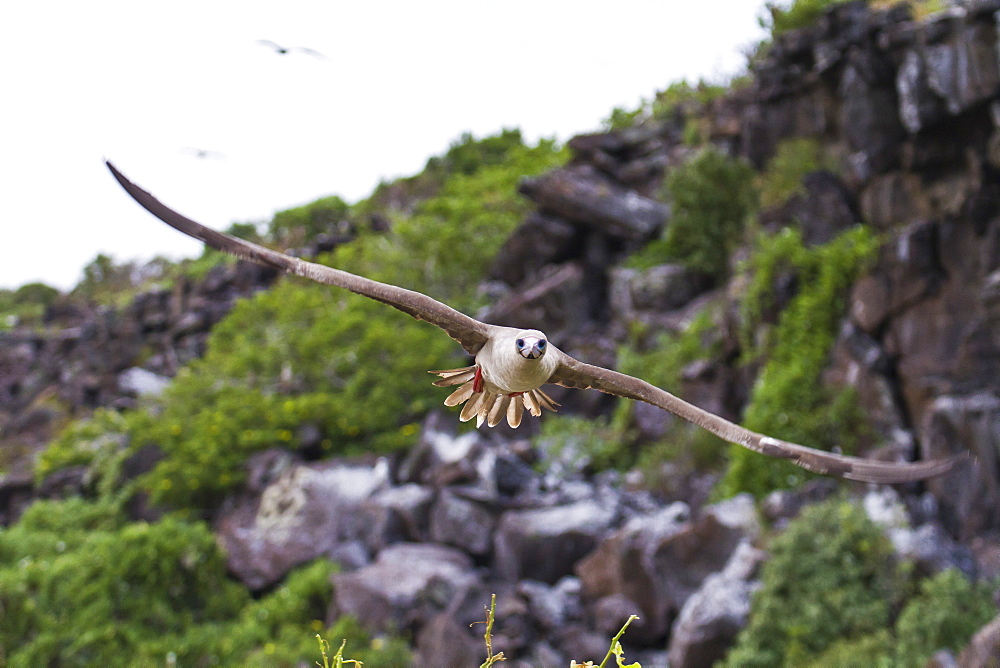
[180,147,225,160]
[105,161,963,485]
[256,39,327,59]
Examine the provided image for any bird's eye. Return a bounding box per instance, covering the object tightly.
[516,338,525,349]
[538,340,547,349]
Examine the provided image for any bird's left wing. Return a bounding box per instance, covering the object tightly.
[106,161,492,355]
[547,353,962,483]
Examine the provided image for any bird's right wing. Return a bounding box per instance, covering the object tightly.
[548,353,964,484]
[106,161,492,355]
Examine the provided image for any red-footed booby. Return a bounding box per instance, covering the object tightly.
[105,161,962,484]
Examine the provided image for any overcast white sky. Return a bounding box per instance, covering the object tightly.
[1,1,767,291]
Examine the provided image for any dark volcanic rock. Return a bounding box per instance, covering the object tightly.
[494,497,619,584]
[216,460,390,590]
[330,543,478,634]
[667,540,766,668]
[489,213,580,287]
[518,165,669,242]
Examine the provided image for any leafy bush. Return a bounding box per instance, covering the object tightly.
[723,498,997,667]
[269,195,351,248]
[342,135,566,313]
[893,569,997,665]
[761,0,852,38]
[34,408,150,492]
[758,137,832,208]
[0,498,410,666]
[0,500,249,665]
[434,128,531,176]
[0,281,61,329]
[602,79,728,133]
[717,225,878,499]
[722,498,901,667]
[628,147,758,281]
[128,287,455,510]
[536,415,627,475]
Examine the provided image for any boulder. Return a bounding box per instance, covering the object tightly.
[429,488,497,557]
[361,483,435,551]
[667,540,766,668]
[494,497,620,584]
[518,165,669,242]
[331,543,478,634]
[576,503,701,643]
[216,460,390,589]
[957,614,1000,668]
[488,212,580,287]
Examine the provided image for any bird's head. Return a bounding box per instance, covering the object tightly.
[514,329,548,360]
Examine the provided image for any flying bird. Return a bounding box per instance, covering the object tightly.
[105,161,962,484]
[180,147,226,160]
[256,39,327,59]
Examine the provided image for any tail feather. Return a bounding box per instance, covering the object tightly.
[533,388,560,413]
[507,397,524,428]
[476,392,497,428]
[460,391,488,422]
[488,395,512,428]
[431,366,557,428]
[431,366,477,387]
[444,381,475,407]
[522,391,541,417]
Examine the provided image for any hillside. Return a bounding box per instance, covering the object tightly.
[1,1,999,665]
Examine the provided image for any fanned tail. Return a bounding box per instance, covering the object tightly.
[429,367,558,428]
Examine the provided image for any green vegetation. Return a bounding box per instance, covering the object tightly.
[628,147,758,281]
[718,225,879,499]
[760,0,853,38]
[536,415,627,475]
[269,195,351,248]
[0,496,409,666]
[0,281,60,329]
[603,80,729,134]
[615,307,729,471]
[723,498,996,666]
[758,137,832,209]
[892,568,998,665]
[760,1,947,42]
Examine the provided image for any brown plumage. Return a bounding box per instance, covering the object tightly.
[105,161,964,484]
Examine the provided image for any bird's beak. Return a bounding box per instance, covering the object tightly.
[520,338,544,360]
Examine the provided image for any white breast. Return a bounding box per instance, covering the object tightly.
[476,329,559,394]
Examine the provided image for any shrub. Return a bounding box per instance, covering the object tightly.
[269,195,351,247]
[0,499,409,666]
[758,136,832,208]
[0,502,250,665]
[722,498,901,667]
[893,568,997,665]
[602,80,728,133]
[628,147,758,281]
[717,225,878,499]
[761,0,852,38]
[34,408,151,494]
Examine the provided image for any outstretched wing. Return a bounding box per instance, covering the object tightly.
[547,353,961,483]
[106,161,492,355]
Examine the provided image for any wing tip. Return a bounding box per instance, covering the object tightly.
[845,450,970,484]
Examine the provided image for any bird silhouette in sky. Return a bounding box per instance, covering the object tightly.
[257,39,327,59]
